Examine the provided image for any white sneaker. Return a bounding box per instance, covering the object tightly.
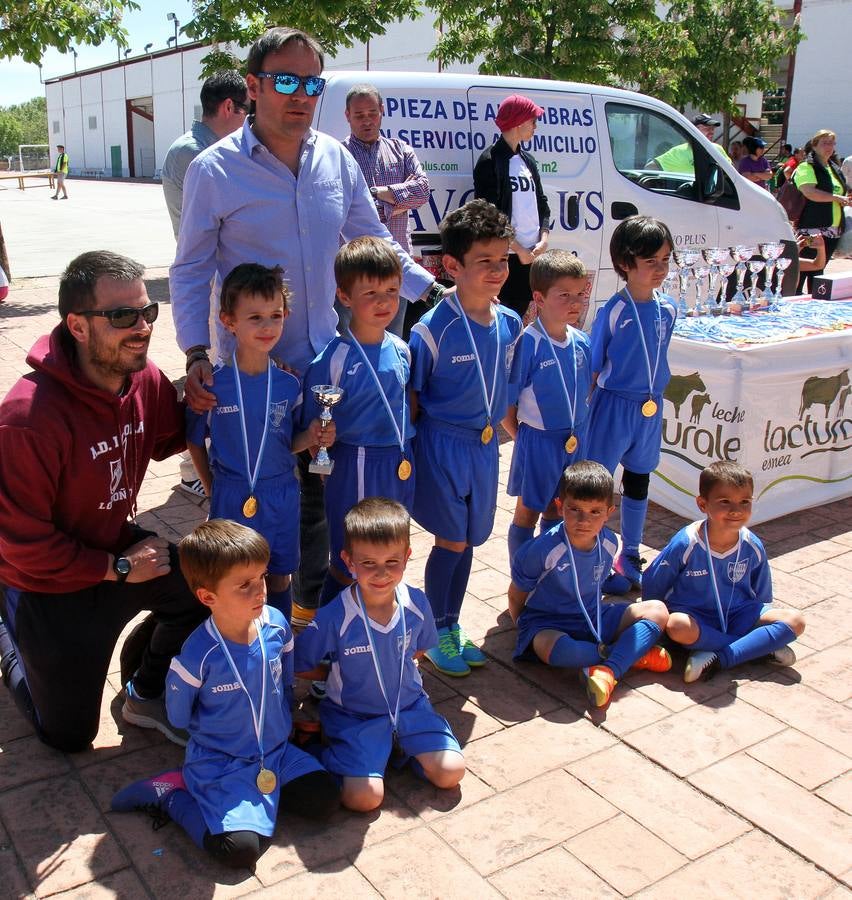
[684,651,720,683]
[178,478,207,499]
[767,645,796,667]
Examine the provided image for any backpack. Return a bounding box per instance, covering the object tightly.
[776,178,806,226]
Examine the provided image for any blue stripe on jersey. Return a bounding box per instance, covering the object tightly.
[409,296,523,428]
[511,523,618,628]
[591,292,677,398]
[514,323,592,431]
[185,363,301,480]
[301,334,414,446]
[293,583,437,717]
[642,521,772,619]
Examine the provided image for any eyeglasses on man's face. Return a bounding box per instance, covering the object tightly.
[256,72,326,97]
[78,302,159,329]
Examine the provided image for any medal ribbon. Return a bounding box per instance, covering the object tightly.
[561,527,604,644]
[536,318,578,431]
[345,331,406,455]
[703,521,744,633]
[622,287,663,399]
[209,616,268,763]
[232,357,273,498]
[353,584,407,734]
[451,295,501,426]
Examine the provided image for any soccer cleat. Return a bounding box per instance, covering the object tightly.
[451,624,487,667]
[178,477,207,499]
[614,552,645,589]
[424,627,471,677]
[683,651,720,683]
[111,770,185,813]
[631,644,673,673]
[766,645,797,667]
[602,571,632,595]
[122,682,189,747]
[580,665,617,708]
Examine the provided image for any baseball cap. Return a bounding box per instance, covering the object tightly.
[692,113,721,127]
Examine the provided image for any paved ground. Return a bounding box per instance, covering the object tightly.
[0,182,850,899]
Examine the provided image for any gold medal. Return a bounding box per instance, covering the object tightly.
[481,423,494,445]
[641,399,658,418]
[242,495,258,518]
[397,459,412,481]
[256,767,276,794]
[565,434,579,454]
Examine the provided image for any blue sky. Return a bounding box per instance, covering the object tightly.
[5,0,196,105]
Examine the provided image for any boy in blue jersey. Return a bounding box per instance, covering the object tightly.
[643,461,804,682]
[294,498,464,812]
[185,264,333,619]
[585,216,677,591]
[509,462,672,708]
[502,250,593,562]
[111,520,339,870]
[409,199,523,676]
[301,237,416,607]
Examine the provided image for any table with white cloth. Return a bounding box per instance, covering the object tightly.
[650,300,852,524]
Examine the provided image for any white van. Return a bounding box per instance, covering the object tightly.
[314,71,796,316]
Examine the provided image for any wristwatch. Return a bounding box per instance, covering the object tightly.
[370,186,380,199]
[423,282,445,308]
[113,556,132,582]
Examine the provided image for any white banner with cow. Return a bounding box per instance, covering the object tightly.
[650,331,852,524]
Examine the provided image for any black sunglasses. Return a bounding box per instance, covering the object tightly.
[256,72,326,97]
[79,302,159,329]
[232,99,250,114]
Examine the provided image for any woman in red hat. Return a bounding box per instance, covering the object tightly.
[473,94,551,318]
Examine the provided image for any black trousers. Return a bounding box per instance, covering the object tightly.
[292,450,329,611]
[498,254,534,318]
[0,538,205,752]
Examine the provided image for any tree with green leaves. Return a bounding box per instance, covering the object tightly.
[0,98,48,158]
[0,1,137,64]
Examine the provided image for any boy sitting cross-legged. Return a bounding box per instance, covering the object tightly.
[509,461,672,709]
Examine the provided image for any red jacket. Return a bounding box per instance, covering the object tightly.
[0,325,186,593]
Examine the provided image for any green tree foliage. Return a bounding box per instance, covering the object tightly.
[0,98,48,158]
[186,0,423,75]
[0,1,138,64]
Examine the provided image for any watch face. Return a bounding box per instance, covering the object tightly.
[116,557,131,575]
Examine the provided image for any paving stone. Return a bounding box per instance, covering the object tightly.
[243,861,379,897]
[432,694,505,746]
[0,687,36,744]
[0,734,70,792]
[461,708,613,790]
[487,845,620,899]
[747,727,851,790]
[769,569,838,609]
[796,596,852,650]
[567,744,749,859]
[48,868,150,898]
[689,754,851,877]
[635,829,835,899]
[432,769,616,875]
[471,538,512,578]
[816,771,852,815]
[622,661,767,712]
[0,815,34,900]
[418,668,459,704]
[590,684,672,736]
[623,691,785,776]
[767,535,848,573]
[70,689,159,769]
[106,811,256,897]
[0,777,127,897]
[455,597,513,643]
[354,827,502,899]
[736,672,852,756]
[384,765,494,822]
[564,813,686,895]
[791,643,852,702]
[465,566,511,604]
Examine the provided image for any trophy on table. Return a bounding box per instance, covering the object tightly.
[693,262,711,316]
[759,242,785,305]
[702,247,730,315]
[747,257,766,311]
[308,385,345,475]
[730,245,756,314]
[773,257,793,303]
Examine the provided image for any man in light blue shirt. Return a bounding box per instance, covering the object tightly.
[170,26,440,612]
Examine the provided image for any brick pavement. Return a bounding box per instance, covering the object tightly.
[0,271,850,899]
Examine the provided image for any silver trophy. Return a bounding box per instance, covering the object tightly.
[747,257,766,311]
[759,242,785,304]
[703,247,730,315]
[308,384,345,475]
[773,256,793,303]
[730,245,756,314]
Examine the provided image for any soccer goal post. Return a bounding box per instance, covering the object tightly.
[18,144,50,172]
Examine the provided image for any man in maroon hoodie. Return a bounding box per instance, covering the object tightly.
[0,250,204,752]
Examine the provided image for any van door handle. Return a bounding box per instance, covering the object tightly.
[611,201,638,220]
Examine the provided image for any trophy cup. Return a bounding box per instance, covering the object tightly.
[759,242,785,305]
[730,245,756,314]
[718,259,736,315]
[773,256,793,303]
[693,262,711,316]
[747,257,766,311]
[308,385,345,475]
[702,247,730,315]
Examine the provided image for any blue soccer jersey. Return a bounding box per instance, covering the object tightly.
[513,323,592,433]
[511,523,619,629]
[301,333,415,447]
[186,362,302,481]
[293,583,437,717]
[409,294,522,428]
[642,521,772,620]
[590,291,677,399]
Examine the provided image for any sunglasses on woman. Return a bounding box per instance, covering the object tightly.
[256,72,326,97]
[79,302,159,329]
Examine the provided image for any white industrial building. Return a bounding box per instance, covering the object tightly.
[43,0,851,177]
